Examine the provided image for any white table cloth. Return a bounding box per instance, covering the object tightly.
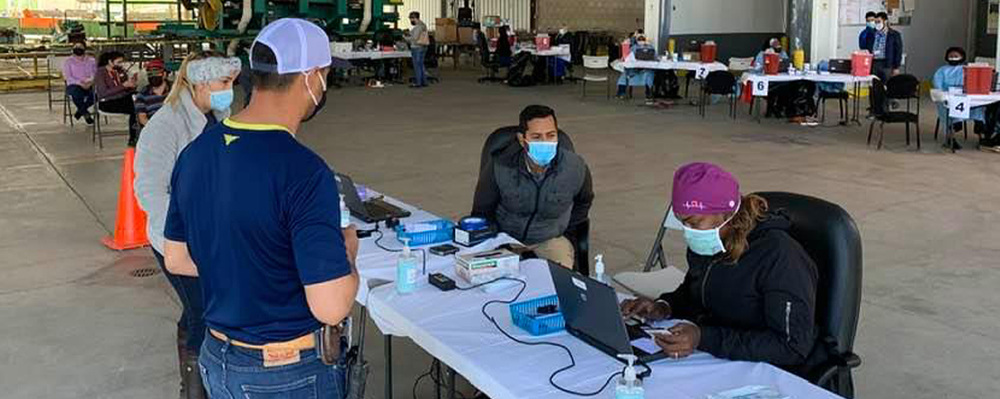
[332,50,412,61]
[367,258,844,399]
[618,54,728,74]
[740,72,875,85]
[516,45,571,62]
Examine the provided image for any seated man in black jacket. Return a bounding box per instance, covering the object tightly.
[472,105,594,268]
[621,162,820,374]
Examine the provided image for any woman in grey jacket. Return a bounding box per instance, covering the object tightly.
[134,51,239,399]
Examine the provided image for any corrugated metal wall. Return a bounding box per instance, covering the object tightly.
[476,0,532,32]
[398,0,442,30]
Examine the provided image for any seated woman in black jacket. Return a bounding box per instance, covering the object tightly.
[622,162,819,373]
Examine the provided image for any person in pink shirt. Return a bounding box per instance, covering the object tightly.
[62,41,96,125]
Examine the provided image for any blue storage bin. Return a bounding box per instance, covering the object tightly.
[394,219,455,246]
[509,295,565,336]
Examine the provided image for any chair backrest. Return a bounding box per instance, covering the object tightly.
[885,74,920,99]
[583,55,608,70]
[869,79,889,118]
[728,57,754,71]
[477,31,491,63]
[705,70,737,94]
[754,192,862,357]
[478,125,576,174]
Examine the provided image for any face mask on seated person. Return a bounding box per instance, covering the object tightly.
[946,57,965,66]
[526,141,558,167]
[681,213,735,256]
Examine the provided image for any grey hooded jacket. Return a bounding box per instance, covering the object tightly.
[134,89,229,253]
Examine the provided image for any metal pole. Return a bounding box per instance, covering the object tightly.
[123,0,129,38]
[384,335,393,399]
[658,0,671,55]
[106,0,112,38]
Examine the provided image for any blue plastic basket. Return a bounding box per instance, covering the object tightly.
[394,219,455,246]
[509,295,565,336]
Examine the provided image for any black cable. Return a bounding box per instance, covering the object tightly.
[474,277,639,396]
[412,360,470,399]
[372,229,427,274]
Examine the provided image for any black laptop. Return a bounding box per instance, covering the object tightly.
[335,173,411,223]
[548,262,668,364]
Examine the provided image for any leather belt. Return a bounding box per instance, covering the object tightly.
[209,329,316,351]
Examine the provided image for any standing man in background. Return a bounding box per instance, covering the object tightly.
[863,12,903,81]
[407,11,430,88]
[63,41,96,125]
[163,18,358,398]
[858,11,877,50]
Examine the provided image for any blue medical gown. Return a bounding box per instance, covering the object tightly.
[618,45,656,87]
[933,65,986,122]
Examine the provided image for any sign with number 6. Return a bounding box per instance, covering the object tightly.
[752,78,769,96]
[949,96,970,119]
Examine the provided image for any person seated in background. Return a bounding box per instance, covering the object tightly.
[472,105,594,269]
[616,34,656,104]
[62,41,96,125]
[752,38,789,72]
[931,47,1000,151]
[621,162,820,375]
[95,50,139,146]
[858,11,877,50]
[135,59,171,129]
[496,25,513,67]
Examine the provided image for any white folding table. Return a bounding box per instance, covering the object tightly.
[741,72,876,124]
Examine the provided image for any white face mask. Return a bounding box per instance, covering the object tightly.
[875,22,885,30]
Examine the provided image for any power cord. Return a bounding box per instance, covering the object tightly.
[371,229,428,274]
[470,277,647,396]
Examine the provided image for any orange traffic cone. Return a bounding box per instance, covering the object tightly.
[101,147,149,250]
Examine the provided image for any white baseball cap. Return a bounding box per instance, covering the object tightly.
[250,18,331,74]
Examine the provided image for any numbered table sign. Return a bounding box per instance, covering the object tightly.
[751,78,770,96]
[695,66,709,80]
[949,95,970,119]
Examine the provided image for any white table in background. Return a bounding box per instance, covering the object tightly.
[332,50,412,61]
[516,45,571,62]
[367,258,844,399]
[933,90,1000,152]
[611,55,729,99]
[740,72,876,124]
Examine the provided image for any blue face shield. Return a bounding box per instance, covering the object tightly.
[209,88,234,112]
[526,141,558,167]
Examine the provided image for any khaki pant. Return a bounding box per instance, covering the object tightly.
[531,236,575,269]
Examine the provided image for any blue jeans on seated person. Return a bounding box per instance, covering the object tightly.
[199,332,347,399]
[65,84,94,117]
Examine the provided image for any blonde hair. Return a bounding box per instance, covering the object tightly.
[164,50,227,106]
[721,194,769,264]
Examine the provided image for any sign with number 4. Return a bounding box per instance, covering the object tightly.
[949,96,970,119]
[695,66,709,80]
[752,78,769,96]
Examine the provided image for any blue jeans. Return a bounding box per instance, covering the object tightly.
[411,46,427,86]
[153,249,206,350]
[65,84,94,116]
[199,332,347,399]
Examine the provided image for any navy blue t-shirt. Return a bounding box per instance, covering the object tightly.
[164,118,351,345]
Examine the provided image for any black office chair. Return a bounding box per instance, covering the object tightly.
[818,90,850,124]
[477,31,504,84]
[755,192,863,399]
[476,126,590,275]
[425,33,441,84]
[699,71,738,119]
[867,75,921,150]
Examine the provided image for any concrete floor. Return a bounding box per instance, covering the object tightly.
[1,71,999,399]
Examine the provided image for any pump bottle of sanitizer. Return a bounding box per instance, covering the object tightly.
[339,194,350,229]
[396,238,419,294]
[615,354,644,399]
[593,254,608,285]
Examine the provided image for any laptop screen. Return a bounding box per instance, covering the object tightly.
[548,262,634,357]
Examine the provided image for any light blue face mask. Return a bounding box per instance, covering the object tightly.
[866,21,876,29]
[527,141,558,167]
[682,214,735,256]
[209,88,234,112]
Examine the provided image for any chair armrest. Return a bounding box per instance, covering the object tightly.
[810,351,862,387]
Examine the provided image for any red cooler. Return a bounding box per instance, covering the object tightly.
[700,41,717,64]
[620,41,630,61]
[535,34,551,51]
[964,64,994,95]
[763,53,780,75]
[851,51,873,77]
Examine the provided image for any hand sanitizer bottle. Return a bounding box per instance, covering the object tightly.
[396,238,419,294]
[339,194,350,229]
[615,354,644,399]
[593,254,607,285]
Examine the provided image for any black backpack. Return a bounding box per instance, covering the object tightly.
[507,52,536,87]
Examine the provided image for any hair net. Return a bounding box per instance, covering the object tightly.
[187,56,241,84]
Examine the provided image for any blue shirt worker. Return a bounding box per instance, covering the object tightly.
[858,11,877,50]
[932,47,1000,150]
[163,18,359,399]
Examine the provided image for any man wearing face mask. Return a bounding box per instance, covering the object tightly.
[406,11,430,88]
[472,105,594,269]
[162,19,358,398]
[858,11,877,50]
[62,41,96,125]
[621,162,820,376]
[134,59,171,129]
[862,12,903,81]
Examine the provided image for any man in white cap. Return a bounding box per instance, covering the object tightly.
[163,18,358,397]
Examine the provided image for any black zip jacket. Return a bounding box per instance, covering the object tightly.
[659,213,819,369]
